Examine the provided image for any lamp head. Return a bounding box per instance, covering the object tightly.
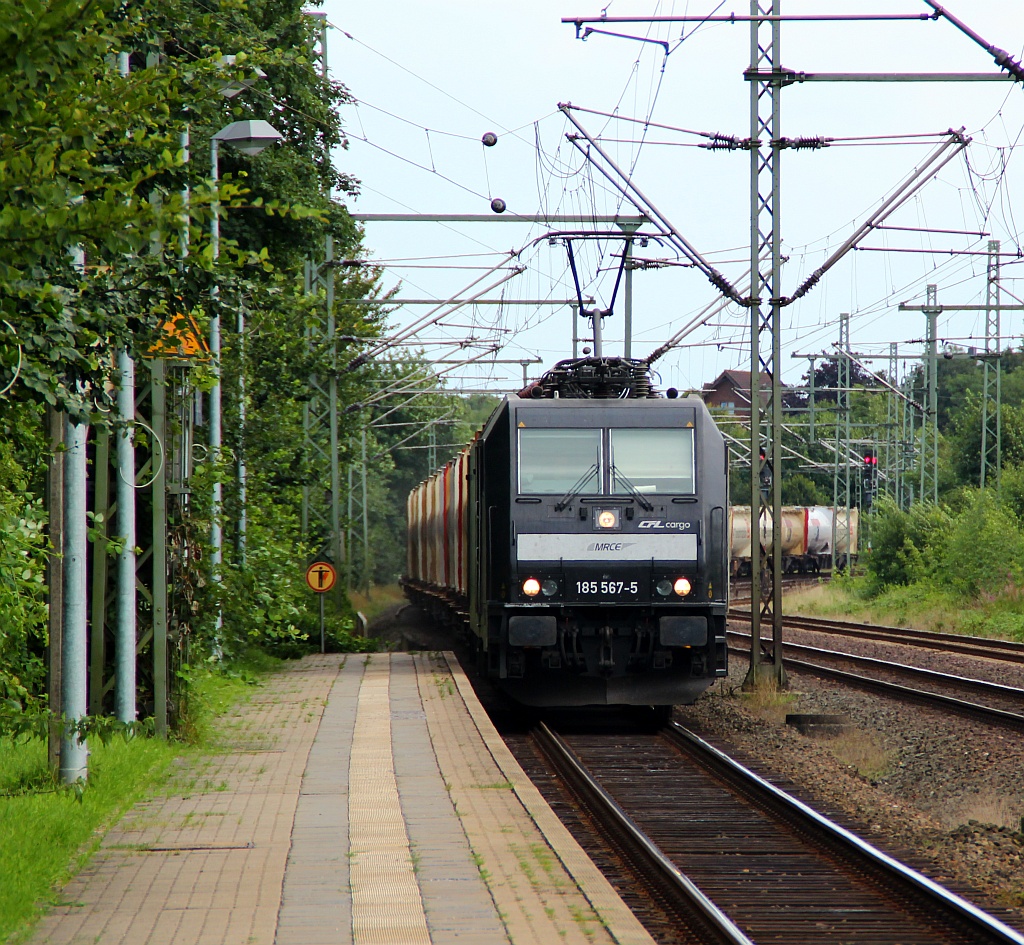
[213,119,283,155]
[216,55,268,98]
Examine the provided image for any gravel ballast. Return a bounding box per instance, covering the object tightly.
[678,638,1024,932]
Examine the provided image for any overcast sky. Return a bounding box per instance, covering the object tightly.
[319,1,1024,395]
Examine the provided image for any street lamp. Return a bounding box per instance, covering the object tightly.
[210,119,283,628]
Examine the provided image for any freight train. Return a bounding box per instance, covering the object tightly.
[402,357,730,708]
[728,505,859,576]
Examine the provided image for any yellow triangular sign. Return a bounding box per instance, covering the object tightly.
[147,312,211,361]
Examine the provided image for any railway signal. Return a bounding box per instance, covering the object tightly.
[862,451,877,508]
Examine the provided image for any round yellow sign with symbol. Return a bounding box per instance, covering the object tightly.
[305,561,337,593]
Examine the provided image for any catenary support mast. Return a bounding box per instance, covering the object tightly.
[746,0,786,687]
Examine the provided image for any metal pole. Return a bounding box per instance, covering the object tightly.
[237,303,247,563]
[624,242,632,358]
[301,260,311,540]
[47,408,64,774]
[319,593,325,654]
[888,343,899,504]
[88,432,109,716]
[326,234,345,611]
[981,239,1001,490]
[922,286,939,503]
[806,356,816,442]
[115,349,136,722]
[746,0,785,688]
[346,465,353,591]
[747,0,764,682]
[114,43,137,725]
[903,374,916,510]
[619,223,639,358]
[361,428,370,598]
[61,418,89,784]
[152,360,169,737]
[209,137,223,644]
[842,314,852,561]
[592,310,603,358]
[768,2,785,679]
[571,301,579,358]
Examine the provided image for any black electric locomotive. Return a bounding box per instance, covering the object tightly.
[403,357,729,707]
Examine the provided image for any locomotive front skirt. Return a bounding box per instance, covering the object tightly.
[403,392,730,707]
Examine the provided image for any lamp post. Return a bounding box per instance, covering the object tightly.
[210,119,283,634]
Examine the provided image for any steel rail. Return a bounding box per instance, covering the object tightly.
[728,610,1024,664]
[664,722,1024,945]
[727,643,1024,732]
[727,630,1024,702]
[532,722,754,945]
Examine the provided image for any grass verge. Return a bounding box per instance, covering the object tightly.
[784,576,1024,641]
[0,735,176,943]
[348,583,407,625]
[0,649,282,943]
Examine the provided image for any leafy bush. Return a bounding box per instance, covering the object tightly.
[865,496,950,591]
[216,510,319,659]
[938,490,1024,598]
[866,487,1024,604]
[1000,463,1024,523]
[0,444,48,706]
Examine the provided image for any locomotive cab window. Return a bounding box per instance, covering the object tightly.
[518,428,602,494]
[610,428,695,495]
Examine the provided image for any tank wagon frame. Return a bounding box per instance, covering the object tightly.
[403,358,730,708]
[728,505,860,577]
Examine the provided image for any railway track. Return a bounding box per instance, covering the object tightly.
[510,719,1024,945]
[728,610,1024,665]
[729,573,825,605]
[726,631,1024,731]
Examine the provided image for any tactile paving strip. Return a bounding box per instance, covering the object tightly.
[348,656,431,945]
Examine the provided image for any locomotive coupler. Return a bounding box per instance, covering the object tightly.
[598,625,615,668]
[560,623,584,668]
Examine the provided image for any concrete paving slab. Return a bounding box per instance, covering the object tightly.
[27,651,655,945]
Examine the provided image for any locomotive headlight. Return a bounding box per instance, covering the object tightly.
[522,577,541,597]
[673,577,692,597]
[541,579,559,597]
[595,508,620,530]
[655,579,673,597]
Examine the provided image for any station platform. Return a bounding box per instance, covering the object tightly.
[29,652,655,945]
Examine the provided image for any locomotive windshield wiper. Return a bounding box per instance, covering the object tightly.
[611,466,654,512]
[554,463,599,512]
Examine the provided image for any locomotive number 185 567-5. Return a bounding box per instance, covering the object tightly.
[575,580,639,596]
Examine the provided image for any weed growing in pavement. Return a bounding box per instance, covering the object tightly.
[470,850,491,883]
[432,673,455,698]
